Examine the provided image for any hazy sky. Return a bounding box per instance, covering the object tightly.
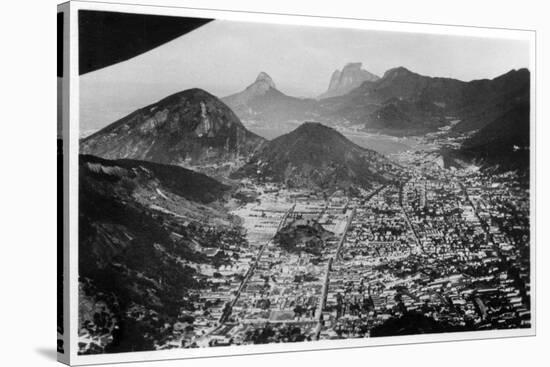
[80,19,529,132]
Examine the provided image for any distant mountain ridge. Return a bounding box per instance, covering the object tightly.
[80,88,265,167]
[223,67,529,138]
[318,67,530,135]
[232,122,400,190]
[319,62,380,99]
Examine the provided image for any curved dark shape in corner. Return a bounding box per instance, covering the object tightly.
[78,10,213,75]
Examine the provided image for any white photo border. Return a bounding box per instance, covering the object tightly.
[64,1,537,365]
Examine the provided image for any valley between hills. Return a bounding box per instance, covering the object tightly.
[77,64,531,353]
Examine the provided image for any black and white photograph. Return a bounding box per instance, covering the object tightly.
[55,1,537,365]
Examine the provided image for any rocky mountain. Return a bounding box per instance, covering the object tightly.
[78,154,246,353]
[320,67,530,136]
[232,122,399,190]
[319,62,380,99]
[80,88,265,167]
[222,72,319,126]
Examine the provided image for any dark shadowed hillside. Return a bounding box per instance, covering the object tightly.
[457,102,530,173]
[78,155,247,354]
[81,154,228,203]
[232,122,400,190]
[452,69,530,133]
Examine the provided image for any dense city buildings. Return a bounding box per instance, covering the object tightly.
[130,135,531,350]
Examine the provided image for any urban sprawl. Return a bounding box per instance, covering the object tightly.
[145,133,532,349]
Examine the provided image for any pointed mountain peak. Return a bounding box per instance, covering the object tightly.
[222,71,277,106]
[254,71,276,88]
